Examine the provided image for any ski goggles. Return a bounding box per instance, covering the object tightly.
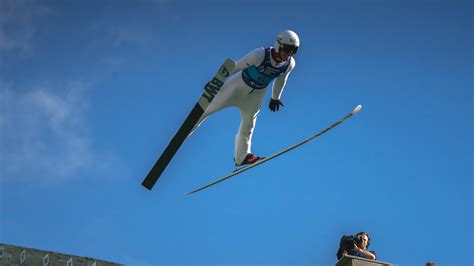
[281,44,299,55]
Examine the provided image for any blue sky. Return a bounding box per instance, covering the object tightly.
[0,0,472,265]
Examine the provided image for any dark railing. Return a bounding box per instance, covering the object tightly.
[336,254,395,266]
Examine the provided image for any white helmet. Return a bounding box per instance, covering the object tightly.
[275,30,300,54]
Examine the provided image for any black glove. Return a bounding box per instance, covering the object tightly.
[269,98,284,112]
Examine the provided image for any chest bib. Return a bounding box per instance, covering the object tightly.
[241,47,290,90]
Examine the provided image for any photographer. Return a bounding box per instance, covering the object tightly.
[337,232,377,261]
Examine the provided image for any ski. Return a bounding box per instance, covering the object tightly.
[186,104,363,195]
[141,59,236,190]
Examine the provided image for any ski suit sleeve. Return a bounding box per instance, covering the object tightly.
[271,57,296,100]
[231,47,265,76]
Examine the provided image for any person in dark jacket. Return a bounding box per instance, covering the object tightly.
[337,232,376,260]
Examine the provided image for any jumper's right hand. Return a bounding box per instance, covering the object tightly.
[269,98,284,112]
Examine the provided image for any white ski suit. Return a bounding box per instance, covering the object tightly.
[194,47,296,165]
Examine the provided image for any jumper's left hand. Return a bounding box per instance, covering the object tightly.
[269,98,284,112]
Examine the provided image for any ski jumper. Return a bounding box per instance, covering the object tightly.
[193,47,296,165]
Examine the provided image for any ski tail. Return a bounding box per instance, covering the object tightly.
[141,103,204,190]
[141,59,236,190]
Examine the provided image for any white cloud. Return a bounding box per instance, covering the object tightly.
[0,0,51,55]
[0,82,126,183]
[91,21,156,49]
[111,24,155,48]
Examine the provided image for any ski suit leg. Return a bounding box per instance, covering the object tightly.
[190,74,241,136]
[234,89,266,165]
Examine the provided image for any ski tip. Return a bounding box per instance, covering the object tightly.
[352,104,362,114]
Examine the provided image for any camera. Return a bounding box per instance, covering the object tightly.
[336,235,358,260]
[336,233,376,261]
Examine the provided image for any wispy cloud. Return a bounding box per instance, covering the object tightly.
[86,16,160,70]
[110,24,155,48]
[0,0,51,55]
[91,20,156,49]
[0,81,126,183]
